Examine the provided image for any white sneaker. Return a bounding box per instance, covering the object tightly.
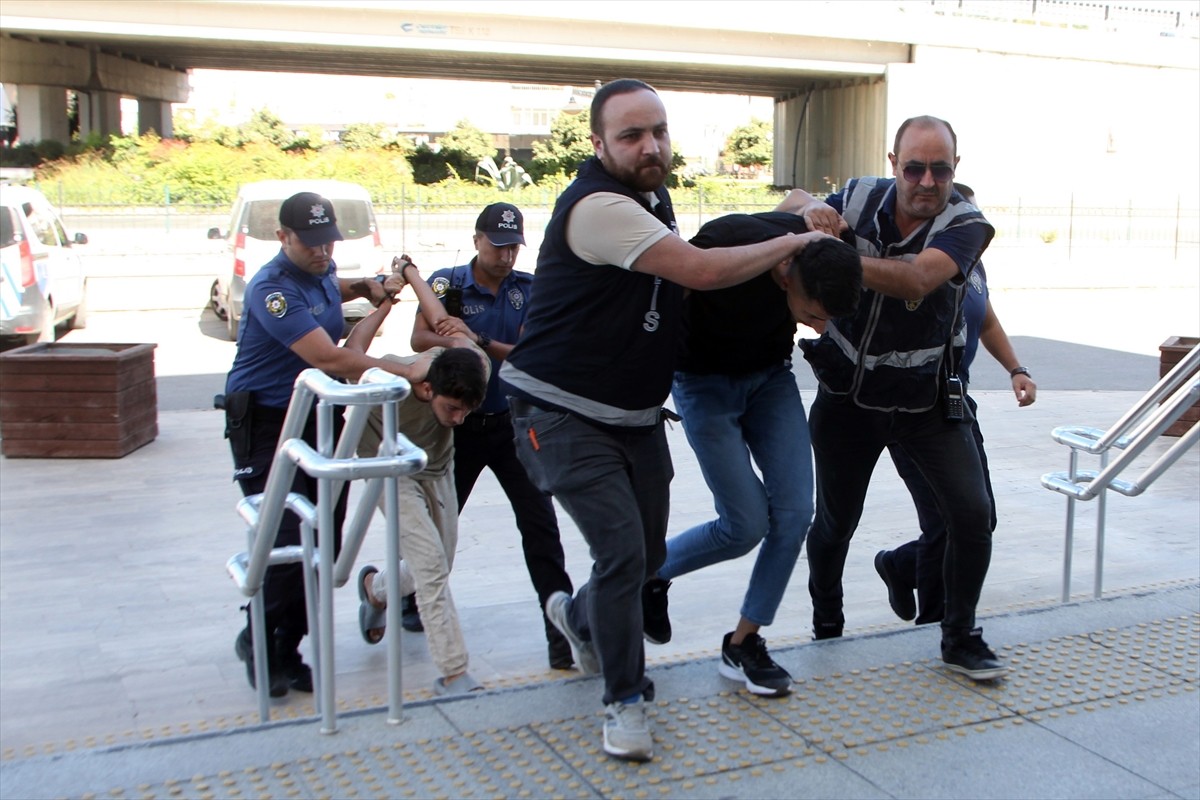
[544,592,600,675]
[603,698,653,761]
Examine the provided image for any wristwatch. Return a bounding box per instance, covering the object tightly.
[476,331,492,350]
[1009,366,1030,378]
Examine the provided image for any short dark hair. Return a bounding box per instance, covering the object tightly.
[790,238,863,319]
[590,78,657,137]
[892,115,957,158]
[427,348,486,409]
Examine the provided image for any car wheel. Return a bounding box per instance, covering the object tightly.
[210,279,228,321]
[67,280,88,330]
[25,297,56,346]
[227,310,239,342]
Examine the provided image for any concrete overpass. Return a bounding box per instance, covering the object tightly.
[1,1,1197,193]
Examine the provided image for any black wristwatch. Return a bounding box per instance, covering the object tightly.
[1009,366,1030,378]
[476,331,492,350]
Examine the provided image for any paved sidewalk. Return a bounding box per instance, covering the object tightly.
[1,307,1197,798]
[2,584,1196,799]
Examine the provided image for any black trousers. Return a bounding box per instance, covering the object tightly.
[807,391,993,635]
[233,405,348,655]
[454,411,573,610]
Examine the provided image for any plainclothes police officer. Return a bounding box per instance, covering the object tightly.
[223,190,429,697]
[410,202,575,670]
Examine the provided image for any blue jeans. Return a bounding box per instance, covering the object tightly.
[660,362,814,626]
[807,390,993,635]
[510,398,671,706]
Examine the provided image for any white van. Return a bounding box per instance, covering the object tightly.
[0,184,88,346]
[207,180,385,341]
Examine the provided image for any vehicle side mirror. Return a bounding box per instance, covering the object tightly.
[207,227,222,240]
[73,232,88,245]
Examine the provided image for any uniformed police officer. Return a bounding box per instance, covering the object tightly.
[410,202,575,670]
[224,190,429,697]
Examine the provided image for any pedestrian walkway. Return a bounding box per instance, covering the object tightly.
[1,583,1196,799]
[1,312,1197,798]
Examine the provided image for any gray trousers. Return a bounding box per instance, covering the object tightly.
[511,401,671,705]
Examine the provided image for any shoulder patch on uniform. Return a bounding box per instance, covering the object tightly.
[507,287,525,310]
[432,277,450,297]
[265,291,288,318]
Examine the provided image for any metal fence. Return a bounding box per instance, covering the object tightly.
[52,196,1200,261]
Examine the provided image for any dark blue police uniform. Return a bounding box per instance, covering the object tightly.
[225,249,349,681]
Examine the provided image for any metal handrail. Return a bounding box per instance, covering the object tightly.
[224,367,425,731]
[1050,344,1200,454]
[1041,343,1200,602]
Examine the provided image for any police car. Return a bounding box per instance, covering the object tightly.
[0,184,88,346]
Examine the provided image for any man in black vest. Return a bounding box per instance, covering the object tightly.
[785,116,1007,682]
[501,78,834,762]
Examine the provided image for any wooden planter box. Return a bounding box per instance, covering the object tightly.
[0,342,157,458]
[1159,335,1200,438]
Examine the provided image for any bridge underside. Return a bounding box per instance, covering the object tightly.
[0,0,899,184]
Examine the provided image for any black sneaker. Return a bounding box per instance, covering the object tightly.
[543,612,574,670]
[642,578,672,645]
[812,621,843,641]
[234,628,287,698]
[874,549,917,621]
[718,632,793,696]
[941,628,1009,681]
[547,628,574,671]
[277,649,314,693]
[400,592,424,633]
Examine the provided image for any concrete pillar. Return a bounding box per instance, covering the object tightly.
[14,84,69,145]
[78,90,122,141]
[137,98,173,138]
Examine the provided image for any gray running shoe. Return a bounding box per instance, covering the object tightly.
[544,592,599,675]
[603,698,653,761]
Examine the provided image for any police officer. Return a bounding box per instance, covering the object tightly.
[410,202,575,670]
[224,190,429,697]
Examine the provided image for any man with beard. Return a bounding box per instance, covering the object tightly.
[500,78,833,761]
[786,116,1008,681]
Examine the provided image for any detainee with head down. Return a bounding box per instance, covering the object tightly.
[499,78,837,761]
[348,256,492,697]
[408,203,576,672]
[653,211,862,698]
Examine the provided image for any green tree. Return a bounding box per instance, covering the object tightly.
[283,124,330,152]
[406,142,454,185]
[437,120,496,180]
[340,122,388,151]
[529,109,592,182]
[239,108,293,149]
[723,118,773,169]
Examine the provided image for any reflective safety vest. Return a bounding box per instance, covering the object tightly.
[801,176,994,413]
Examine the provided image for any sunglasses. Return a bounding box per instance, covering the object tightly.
[901,161,955,184]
